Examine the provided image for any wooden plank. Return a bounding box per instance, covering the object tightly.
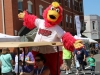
[0,42,63,48]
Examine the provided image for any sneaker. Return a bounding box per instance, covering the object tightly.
[81,71,85,75]
[75,72,79,75]
[68,70,72,74]
[65,71,69,74]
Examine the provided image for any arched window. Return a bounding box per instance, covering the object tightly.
[68,0,70,8]
[18,0,23,13]
[74,17,76,29]
[70,16,72,28]
[39,5,43,19]
[92,21,95,30]
[27,1,33,13]
[66,14,68,27]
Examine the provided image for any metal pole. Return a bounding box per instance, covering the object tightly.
[22,48,25,71]
[18,48,20,74]
[56,46,59,75]
[1,0,5,34]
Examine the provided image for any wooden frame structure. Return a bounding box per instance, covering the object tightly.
[0,42,63,75]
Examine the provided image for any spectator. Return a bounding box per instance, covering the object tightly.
[20,47,35,75]
[33,53,50,75]
[11,48,17,65]
[90,47,95,55]
[87,54,96,75]
[14,48,23,75]
[0,48,13,75]
[71,52,75,68]
[0,49,2,75]
[95,48,98,54]
[74,48,86,74]
[62,46,72,74]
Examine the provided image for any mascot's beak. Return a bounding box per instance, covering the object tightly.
[49,15,56,19]
[47,10,60,22]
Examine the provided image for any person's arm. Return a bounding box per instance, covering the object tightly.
[74,54,77,61]
[83,54,86,61]
[83,49,86,61]
[9,54,13,67]
[25,52,35,65]
[41,68,50,75]
[0,56,1,67]
[25,60,35,65]
[74,50,77,61]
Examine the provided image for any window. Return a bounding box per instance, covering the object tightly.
[70,16,72,23]
[39,5,43,19]
[68,0,70,8]
[65,0,67,6]
[80,2,83,12]
[92,21,95,30]
[72,0,74,9]
[27,1,33,13]
[84,22,87,30]
[70,16,72,28]
[18,0,23,13]
[73,0,74,5]
[58,0,61,3]
[74,0,79,11]
[66,15,68,27]
[74,17,76,29]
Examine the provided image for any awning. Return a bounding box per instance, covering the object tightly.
[0,33,20,42]
[74,35,98,43]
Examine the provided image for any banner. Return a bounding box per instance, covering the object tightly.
[75,15,81,37]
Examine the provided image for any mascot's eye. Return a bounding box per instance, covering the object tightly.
[56,8,60,13]
[51,6,55,10]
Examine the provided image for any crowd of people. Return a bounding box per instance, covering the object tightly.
[0,47,50,75]
[61,45,99,75]
[0,44,99,75]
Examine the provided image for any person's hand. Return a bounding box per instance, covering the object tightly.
[83,58,86,61]
[18,11,25,19]
[20,72,24,75]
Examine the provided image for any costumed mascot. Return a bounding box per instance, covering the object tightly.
[18,2,83,75]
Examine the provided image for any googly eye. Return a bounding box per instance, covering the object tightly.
[51,6,55,10]
[56,8,60,13]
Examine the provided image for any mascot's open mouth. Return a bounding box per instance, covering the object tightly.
[49,15,56,19]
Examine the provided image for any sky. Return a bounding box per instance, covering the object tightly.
[83,0,100,16]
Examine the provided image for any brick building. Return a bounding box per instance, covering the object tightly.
[0,0,85,36]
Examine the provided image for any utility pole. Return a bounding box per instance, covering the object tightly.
[1,0,5,34]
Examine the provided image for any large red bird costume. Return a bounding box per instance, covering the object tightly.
[18,2,83,75]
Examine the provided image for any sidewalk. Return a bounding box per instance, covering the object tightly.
[94,53,100,62]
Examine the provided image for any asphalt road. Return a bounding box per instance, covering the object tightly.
[60,54,100,75]
[60,62,100,75]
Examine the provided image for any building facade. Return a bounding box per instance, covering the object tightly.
[0,0,85,36]
[83,15,100,40]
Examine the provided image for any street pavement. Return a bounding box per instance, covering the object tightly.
[60,54,100,75]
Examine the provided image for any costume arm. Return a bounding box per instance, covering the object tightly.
[55,26,76,52]
[23,11,37,30]
[62,32,76,52]
[56,26,83,52]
